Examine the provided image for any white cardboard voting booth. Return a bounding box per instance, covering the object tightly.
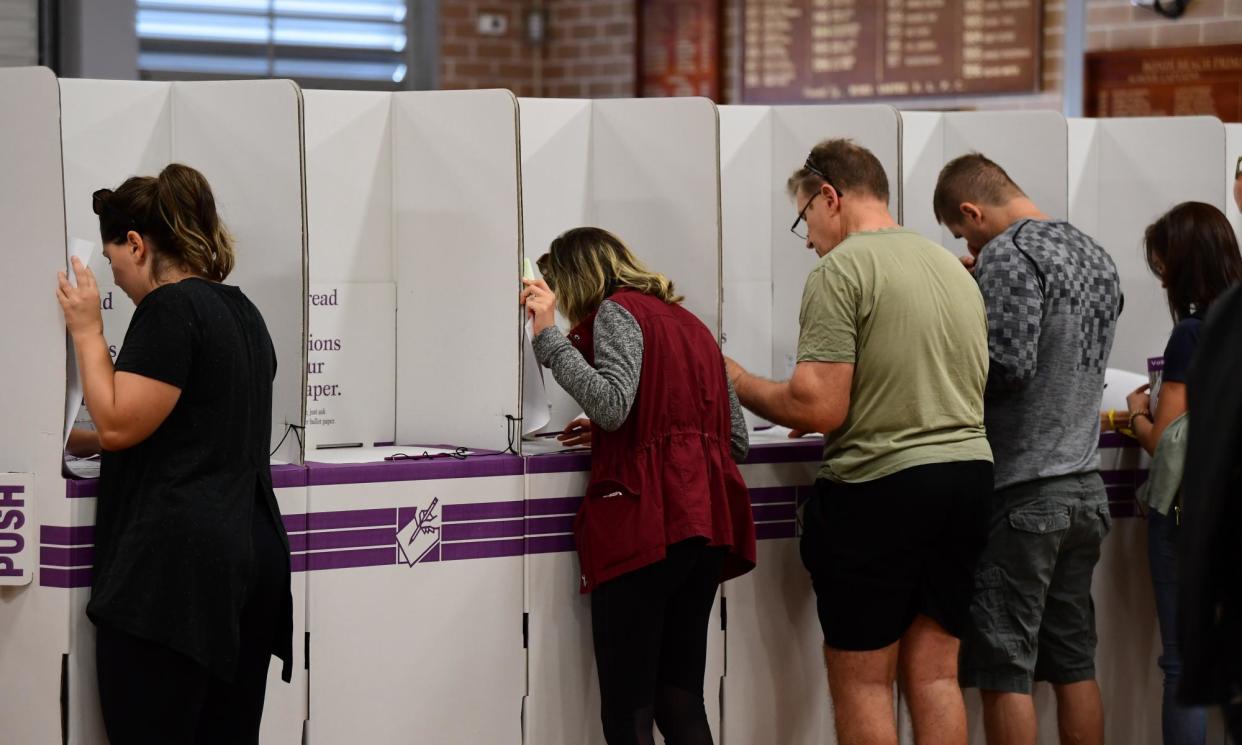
[1070,117,1225,375]
[518,97,722,439]
[718,104,901,387]
[52,77,310,744]
[301,88,521,454]
[300,89,527,745]
[518,96,726,745]
[0,65,73,745]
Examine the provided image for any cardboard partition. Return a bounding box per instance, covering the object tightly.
[173,80,308,464]
[517,99,593,432]
[0,65,72,745]
[58,78,308,464]
[517,97,723,438]
[723,450,834,745]
[1225,123,1242,244]
[901,110,1069,254]
[393,90,523,453]
[1068,117,1225,374]
[718,106,774,419]
[303,459,527,745]
[767,105,901,381]
[302,90,396,449]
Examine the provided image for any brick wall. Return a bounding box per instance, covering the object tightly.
[438,0,634,98]
[438,0,1242,107]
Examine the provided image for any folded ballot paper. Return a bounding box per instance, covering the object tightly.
[521,258,552,435]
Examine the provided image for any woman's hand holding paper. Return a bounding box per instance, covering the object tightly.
[520,278,557,336]
[56,257,104,339]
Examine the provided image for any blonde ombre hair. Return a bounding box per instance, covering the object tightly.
[536,227,683,325]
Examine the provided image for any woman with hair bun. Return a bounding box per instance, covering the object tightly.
[56,163,291,744]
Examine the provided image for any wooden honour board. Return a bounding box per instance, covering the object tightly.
[741,0,1041,103]
[640,0,722,99]
[1086,44,1242,122]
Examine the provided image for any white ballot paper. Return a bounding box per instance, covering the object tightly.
[63,237,96,448]
[522,318,551,435]
[521,258,552,435]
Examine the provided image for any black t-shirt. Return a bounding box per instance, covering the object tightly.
[1163,313,1204,384]
[87,278,292,682]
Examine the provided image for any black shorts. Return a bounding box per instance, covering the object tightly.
[799,460,993,651]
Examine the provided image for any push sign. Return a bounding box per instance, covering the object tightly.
[0,475,34,586]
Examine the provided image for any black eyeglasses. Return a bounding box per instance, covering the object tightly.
[790,192,818,240]
[790,157,842,241]
[1235,155,1241,180]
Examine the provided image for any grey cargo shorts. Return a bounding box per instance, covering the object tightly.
[959,471,1112,694]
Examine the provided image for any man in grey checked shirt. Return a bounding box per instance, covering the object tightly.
[934,154,1122,745]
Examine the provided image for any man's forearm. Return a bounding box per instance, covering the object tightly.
[734,372,821,434]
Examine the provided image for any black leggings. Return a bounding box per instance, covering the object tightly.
[95,503,286,745]
[591,538,725,745]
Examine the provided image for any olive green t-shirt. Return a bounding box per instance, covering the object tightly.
[797,227,992,483]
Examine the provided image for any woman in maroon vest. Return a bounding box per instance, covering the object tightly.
[521,227,755,745]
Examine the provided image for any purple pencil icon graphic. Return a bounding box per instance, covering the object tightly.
[408,497,439,546]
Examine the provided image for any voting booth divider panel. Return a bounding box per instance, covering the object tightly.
[51,77,311,744]
[0,65,73,745]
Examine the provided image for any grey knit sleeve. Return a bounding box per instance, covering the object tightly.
[531,300,641,432]
[727,378,749,463]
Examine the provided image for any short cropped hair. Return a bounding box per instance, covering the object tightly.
[933,153,1026,225]
[787,138,889,203]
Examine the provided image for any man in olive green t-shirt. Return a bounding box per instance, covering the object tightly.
[726,139,992,745]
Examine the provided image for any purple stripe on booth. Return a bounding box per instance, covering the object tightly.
[306,508,396,531]
[287,532,308,553]
[271,464,309,489]
[749,486,798,504]
[442,500,524,522]
[1098,432,1137,449]
[283,512,309,534]
[306,454,524,486]
[526,496,583,516]
[441,519,525,541]
[756,522,797,540]
[302,547,394,571]
[526,515,575,536]
[527,534,576,555]
[64,479,98,499]
[41,525,94,546]
[290,553,307,573]
[1107,482,1137,497]
[40,546,94,568]
[753,503,797,522]
[441,538,525,562]
[744,440,824,465]
[1101,469,1148,486]
[39,567,92,588]
[66,464,310,499]
[524,451,593,474]
[306,527,396,551]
